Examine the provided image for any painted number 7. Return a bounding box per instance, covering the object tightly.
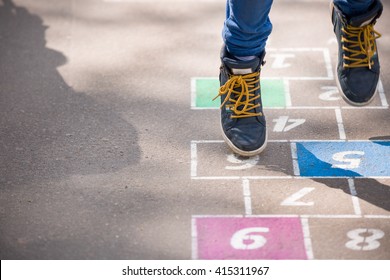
[230,227,269,250]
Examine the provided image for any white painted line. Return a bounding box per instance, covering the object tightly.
[104,0,223,2]
[290,142,301,176]
[191,142,197,177]
[243,175,295,180]
[191,218,198,260]
[265,77,334,81]
[268,48,329,52]
[190,78,196,109]
[364,215,390,219]
[378,79,389,107]
[323,48,334,79]
[191,107,217,110]
[335,108,346,140]
[192,215,245,218]
[246,214,301,218]
[191,77,219,80]
[105,0,342,3]
[242,179,251,196]
[244,197,252,215]
[298,176,390,179]
[300,214,362,219]
[275,77,334,81]
[283,79,292,107]
[264,140,290,143]
[193,214,390,219]
[348,178,362,216]
[242,179,252,215]
[293,139,390,142]
[193,105,389,110]
[301,218,314,260]
[284,105,387,110]
[193,139,293,144]
[192,176,241,180]
[341,106,388,109]
[192,176,295,180]
[191,140,224,144]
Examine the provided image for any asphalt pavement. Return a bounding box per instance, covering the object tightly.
[0,0,389,260]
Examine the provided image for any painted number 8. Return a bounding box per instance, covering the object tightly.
[230,227,269,250]
[345,228,385,251]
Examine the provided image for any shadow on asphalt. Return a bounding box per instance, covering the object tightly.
[0,0,141,185]
[296,144,390,212]
[0,0,142,259]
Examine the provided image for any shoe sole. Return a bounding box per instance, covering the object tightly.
[219,121,268,157]
[330,2,379,107]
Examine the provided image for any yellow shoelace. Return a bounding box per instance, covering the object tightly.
[213,72,261,119]
[341,23,381,69]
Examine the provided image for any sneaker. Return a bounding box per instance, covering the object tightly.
[213,47,267,156]
[331,0,382,106]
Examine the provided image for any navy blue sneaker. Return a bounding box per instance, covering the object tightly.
[331,0,382,106]
[213,47,267,156]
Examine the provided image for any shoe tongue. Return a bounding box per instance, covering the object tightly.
[348,2,382,27]
[223,57,260,75]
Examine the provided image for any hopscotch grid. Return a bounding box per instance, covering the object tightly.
[190,47,389,260]
[192,49,388,110]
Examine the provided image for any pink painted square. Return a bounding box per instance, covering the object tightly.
[195,217,307,260]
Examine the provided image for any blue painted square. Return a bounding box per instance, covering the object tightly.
[296,141,390,177]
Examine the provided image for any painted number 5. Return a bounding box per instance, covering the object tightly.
[332,151,365,169]
[225,154,259,170]
[230,227,269,250]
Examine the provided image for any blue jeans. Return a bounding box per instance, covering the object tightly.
[223,0,375,57]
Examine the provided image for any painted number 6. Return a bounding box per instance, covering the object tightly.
[230,227,269,250]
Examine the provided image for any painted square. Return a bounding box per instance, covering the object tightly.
[296,141,390,177]
[194,216,307,260]
[309,218,390,259]
[250,179,355,215]
[192,141,294,179]
[192,78,286,108]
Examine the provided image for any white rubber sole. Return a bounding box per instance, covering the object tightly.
[335,65,378,107]
[220,121,268,157]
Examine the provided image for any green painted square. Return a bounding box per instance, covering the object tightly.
[262,79,286,108]
[193,78,286,108]
[195,79,221,108]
